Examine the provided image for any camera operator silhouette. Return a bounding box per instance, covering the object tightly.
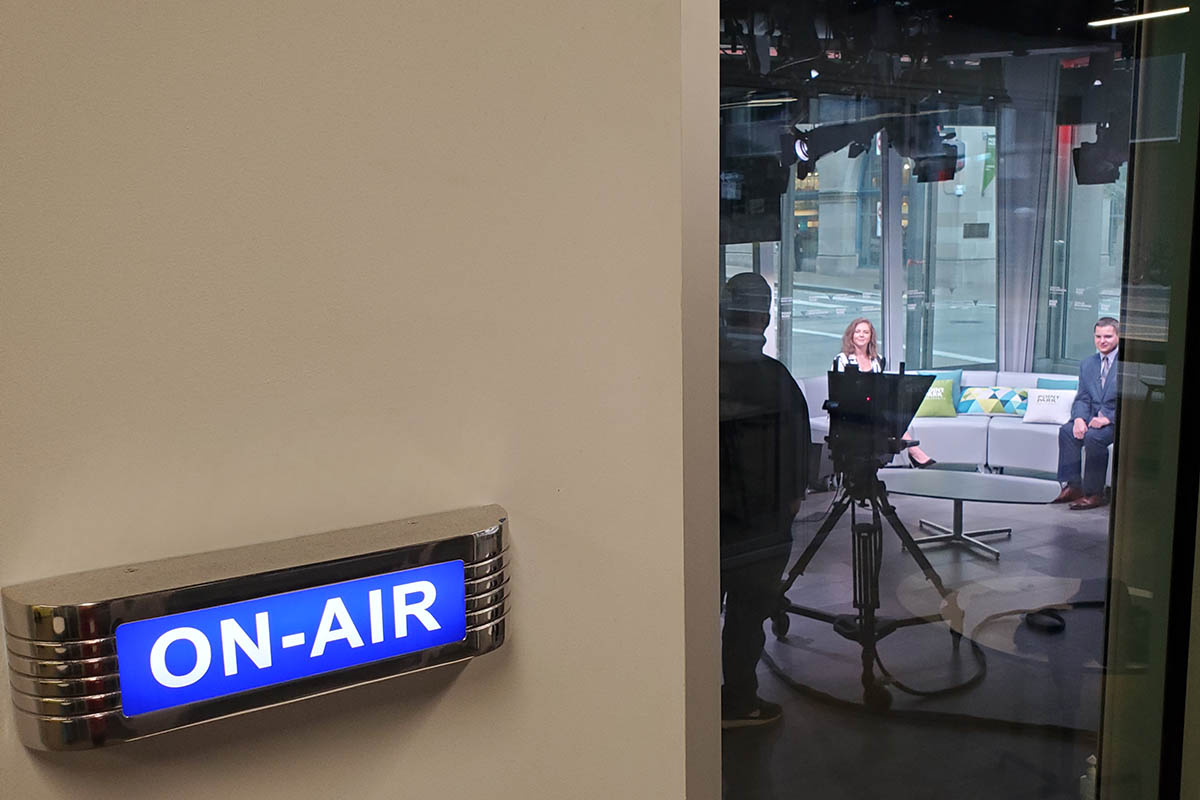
[719,272,810,728]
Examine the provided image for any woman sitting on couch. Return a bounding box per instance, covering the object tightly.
[834,317,936,468]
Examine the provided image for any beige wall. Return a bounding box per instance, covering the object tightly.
[0,2,718,797]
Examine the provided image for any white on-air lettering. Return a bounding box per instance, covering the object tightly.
[149,627,212,688]
[393,580,441,638]
[369,589,384,644]
[221,612,272,676]
[310,597,365,657]
[141,571,451,691]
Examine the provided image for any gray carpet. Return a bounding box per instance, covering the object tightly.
[723,479,1112,800]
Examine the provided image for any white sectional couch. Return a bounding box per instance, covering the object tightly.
[801,370,1114,486]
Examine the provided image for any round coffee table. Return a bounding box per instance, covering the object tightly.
[879,470,1062,560]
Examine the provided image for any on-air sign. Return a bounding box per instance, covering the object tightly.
[115,560,467,716]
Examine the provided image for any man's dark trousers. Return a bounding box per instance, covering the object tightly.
[720,545,790,713]
[1057,422,1114,497]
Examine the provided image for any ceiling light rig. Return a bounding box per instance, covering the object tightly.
[1087,6,1190,26]
[720,0,1137,109]
[779,113,962,184]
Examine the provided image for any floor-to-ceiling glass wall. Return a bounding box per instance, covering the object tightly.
[785,100,885,377]
[1035,125,1132,370]
[901,118,999,369]
[721,94,887,377]
[717,4,1199,798]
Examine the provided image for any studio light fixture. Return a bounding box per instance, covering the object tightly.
[779,114,963,184]
[1073,123,1128,185]
[884,115,962,183]
[1087,6,1189,26]
[794,135,810,162]
[720,96,799,109]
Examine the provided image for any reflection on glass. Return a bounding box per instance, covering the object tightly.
[718,272,811,729]
[901,123,999,369]
[1036,127,1129,368]
[718,4,1196,799]
[787,124,885,378]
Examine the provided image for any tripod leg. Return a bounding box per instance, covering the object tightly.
[858,606,892,710]
[849,504,892,709]
[875,488,951,598]
[874,484,965,640]
[779,492,851,594]
[851,505,882,613]
[861,610,875,686]
[773,492,853,638]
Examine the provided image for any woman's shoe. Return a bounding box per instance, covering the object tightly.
[909,453,936,469]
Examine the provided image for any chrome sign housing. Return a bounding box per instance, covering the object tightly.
[3,505,508,750]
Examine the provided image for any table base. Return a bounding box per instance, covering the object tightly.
[913,499,1011,561]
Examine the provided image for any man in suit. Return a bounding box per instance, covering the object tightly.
[1054,317,1120,510]
[719,272,810,727]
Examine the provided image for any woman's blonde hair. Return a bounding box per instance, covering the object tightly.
[841,317,878,360]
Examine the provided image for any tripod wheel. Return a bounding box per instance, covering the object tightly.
[771,614,790,639]
[863,684,892,711]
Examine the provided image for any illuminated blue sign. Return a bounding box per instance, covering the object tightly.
[115,560,466,716]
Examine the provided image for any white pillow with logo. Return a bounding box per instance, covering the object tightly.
[1021,388,1077,424]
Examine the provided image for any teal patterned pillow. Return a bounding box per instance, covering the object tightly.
[957,386,1028,415]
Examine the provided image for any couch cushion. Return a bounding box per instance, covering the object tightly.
[988,415,1112,485]
[800,376,828,417]
[907,415,989,465]
[996,371,1077,391]
[802,376,830,446]
[810,414,829,444]
[963,370,998,387]
[986,416,1059,474]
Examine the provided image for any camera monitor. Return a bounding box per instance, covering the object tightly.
[824,368,934,473]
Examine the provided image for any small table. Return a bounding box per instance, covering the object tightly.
[879,470,1061,561]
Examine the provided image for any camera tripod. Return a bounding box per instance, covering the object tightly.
[771,461,963,710]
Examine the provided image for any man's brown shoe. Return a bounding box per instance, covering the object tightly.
[1053,486,1083,504]
[1069,494,1108,510]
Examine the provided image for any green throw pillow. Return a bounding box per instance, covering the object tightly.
[918,369,963,405]
[915,378,958,417]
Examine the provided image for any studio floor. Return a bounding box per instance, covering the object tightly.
[722,475,1113,800]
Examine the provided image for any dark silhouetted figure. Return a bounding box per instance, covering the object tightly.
[719,272,810,728]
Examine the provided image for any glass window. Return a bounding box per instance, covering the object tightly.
[717,6,1199,799]
[1035,125,1129,370]
[901,121,999,369]
[721,96,886,378]
[787,116,885,378]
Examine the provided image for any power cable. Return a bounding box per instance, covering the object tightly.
[762,601,1105,740]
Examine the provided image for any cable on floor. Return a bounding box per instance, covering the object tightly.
[762,601,1105,740]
